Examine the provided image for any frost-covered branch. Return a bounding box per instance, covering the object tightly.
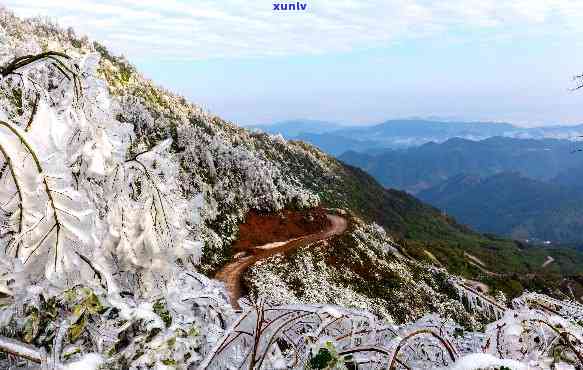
[0,51,70,77]
[0,335,45,363]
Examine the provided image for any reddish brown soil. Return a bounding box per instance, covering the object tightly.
[233,207,331,254]
[215,211,347,309]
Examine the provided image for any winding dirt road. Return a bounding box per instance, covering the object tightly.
[541,255,555,268]
[215,214,348,309]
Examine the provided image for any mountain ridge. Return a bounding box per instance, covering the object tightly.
[254,118,583,153]
[340,136,583,193]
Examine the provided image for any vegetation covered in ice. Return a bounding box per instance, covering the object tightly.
[0,7,580,369]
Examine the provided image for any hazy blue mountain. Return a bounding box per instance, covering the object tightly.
[339,137,583,193]
[418,172,583,243]
[513,124,583,140]
[553,164,583,188]
[254,118,583,154]
[333,119,519,147]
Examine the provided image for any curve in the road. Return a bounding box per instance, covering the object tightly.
[215,214,348,309]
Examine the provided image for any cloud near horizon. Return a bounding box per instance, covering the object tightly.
[4,0,583,61]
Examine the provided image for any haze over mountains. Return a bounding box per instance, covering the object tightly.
[340,137,583,193]
[256,119,583,244]
[253,118,583,155]
[339,137,583,244]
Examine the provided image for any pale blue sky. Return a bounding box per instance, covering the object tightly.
[6,0,583,126]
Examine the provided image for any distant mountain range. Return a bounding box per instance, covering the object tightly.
[418,172,583,244]
[252,118,583,155]
[339,136,583,244]
[255,120,583,244]
[339,137,583,193]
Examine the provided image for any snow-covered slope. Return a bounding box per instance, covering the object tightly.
[0,8,581,369]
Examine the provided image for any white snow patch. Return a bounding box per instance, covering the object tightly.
[64,353,104,370]
[445,353,527,370]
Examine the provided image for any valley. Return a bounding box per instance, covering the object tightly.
[259,120,583,247]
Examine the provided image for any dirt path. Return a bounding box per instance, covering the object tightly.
[215,214,348,309]
[541,255,555,268]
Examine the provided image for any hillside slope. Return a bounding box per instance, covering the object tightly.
[2,8,581,303]
[0,7,481,327]
[419,172,583,243]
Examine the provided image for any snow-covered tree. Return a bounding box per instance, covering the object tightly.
[0,23,231,369]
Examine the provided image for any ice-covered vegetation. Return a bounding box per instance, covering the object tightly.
[0,12,236,369]
[0,7,581,369]
[201,288,583,369]
[245,221,472,323]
